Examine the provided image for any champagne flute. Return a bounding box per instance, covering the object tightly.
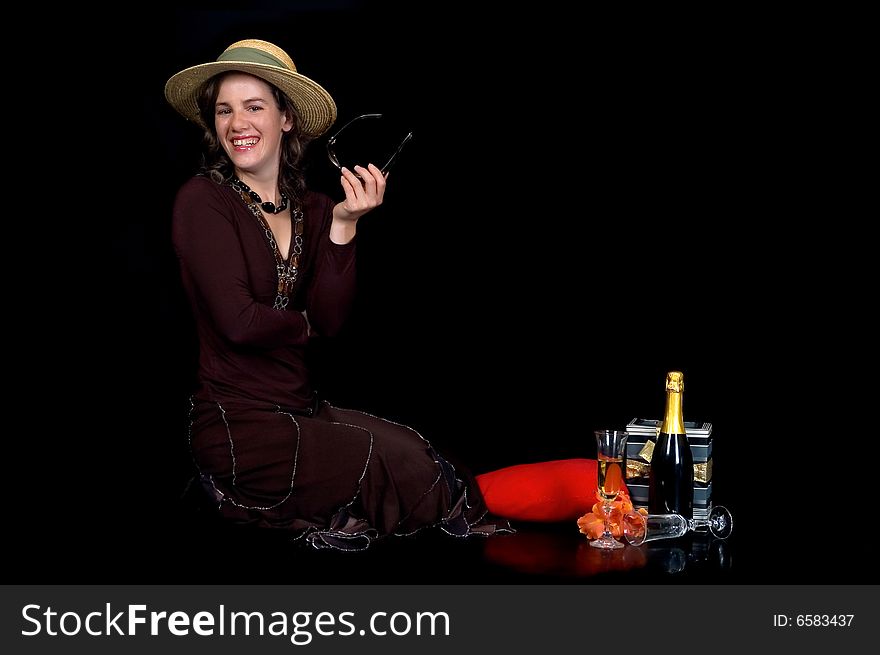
[622,505,734,547]
[591,429,629,550]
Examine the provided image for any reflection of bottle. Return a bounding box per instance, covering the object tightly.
[648,371,694,518]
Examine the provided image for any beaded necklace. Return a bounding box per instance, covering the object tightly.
[228,178,303,310]
[229,176,289,214]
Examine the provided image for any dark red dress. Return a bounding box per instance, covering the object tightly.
[172,176,507,549]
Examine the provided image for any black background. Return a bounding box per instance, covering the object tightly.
[13,2,865,584]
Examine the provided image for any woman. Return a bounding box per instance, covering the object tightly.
[166,39,514,550]
[166,39,605,550]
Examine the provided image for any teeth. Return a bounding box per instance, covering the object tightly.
[233,138,259,146]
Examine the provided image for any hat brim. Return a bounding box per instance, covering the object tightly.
[164,60,337,137]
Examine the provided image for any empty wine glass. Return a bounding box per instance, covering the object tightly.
[622,505,733,547]
[590,429,629,550]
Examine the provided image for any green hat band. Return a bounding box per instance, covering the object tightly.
[217,47,291,70]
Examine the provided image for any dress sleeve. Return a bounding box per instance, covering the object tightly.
[304,195,357,337]
[172,178,309,349]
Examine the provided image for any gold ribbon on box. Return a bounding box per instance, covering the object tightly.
[626,460,651,479]
[694,460,712,484]
[625,446,713,484]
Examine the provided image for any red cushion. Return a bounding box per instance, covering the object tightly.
[476,458,629,522]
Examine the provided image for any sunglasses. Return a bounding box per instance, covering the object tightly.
[326,113,413,178]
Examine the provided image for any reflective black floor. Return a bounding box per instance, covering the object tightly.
[41,505,739,585]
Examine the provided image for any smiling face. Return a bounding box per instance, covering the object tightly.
[213,72,293,178]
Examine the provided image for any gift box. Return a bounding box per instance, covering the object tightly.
[625,481,713,518]
[624,418,713,518]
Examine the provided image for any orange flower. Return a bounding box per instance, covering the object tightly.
[577,512,605,539]
[577,490,643,540]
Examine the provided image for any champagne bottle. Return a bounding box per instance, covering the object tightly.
[648,371,694,518]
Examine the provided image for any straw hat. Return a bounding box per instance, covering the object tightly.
[164,39,337,137]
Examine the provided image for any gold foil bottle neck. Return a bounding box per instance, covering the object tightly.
[660,371,686,435]
[665,371,684,394]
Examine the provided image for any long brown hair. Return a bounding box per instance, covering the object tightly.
[196,72,311,206]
